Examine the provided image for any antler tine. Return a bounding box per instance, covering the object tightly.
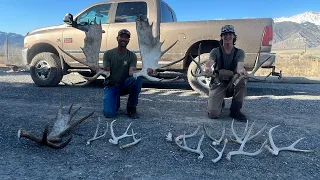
[197,43,202,63]
[120,129,142,149]
[226,121,267,161]
[203,122,226,146]
[68,103,74,114]
[86,117,109,145]
[190,56,214,78]
[109,120,137,145]
[265,125,315,156]
[229,120,267,144]
[210,138,228,163]
[161,40,178,56]
[58,46,89,67]
[69,105,82,122]
[174,126,205,160]
[229,119,249,144]
[157,55,186,70]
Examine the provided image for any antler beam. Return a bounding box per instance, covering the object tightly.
[265,125,315,155]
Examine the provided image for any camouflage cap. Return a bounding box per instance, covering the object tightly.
[118,29,131,37]
[221,25,235,35]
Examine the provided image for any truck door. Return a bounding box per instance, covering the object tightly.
[61,3,112,68]
[106,2,148,69]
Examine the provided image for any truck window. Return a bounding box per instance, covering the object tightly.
[115,2,147,23]
[160,1,174,22]
[76,4,112,25]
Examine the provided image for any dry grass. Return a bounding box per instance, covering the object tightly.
[0,48,23,66]
[255,49,320,77]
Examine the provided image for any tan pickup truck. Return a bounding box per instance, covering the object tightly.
[22,0,280,95]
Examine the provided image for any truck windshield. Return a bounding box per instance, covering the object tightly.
[77,4,112,25]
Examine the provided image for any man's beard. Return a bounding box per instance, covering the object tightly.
[118,41,128,47]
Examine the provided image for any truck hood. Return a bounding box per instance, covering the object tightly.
[27,24,67,36]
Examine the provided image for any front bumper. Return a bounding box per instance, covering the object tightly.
[21,47,29,66]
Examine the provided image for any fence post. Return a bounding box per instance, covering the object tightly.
[4,37,9,64]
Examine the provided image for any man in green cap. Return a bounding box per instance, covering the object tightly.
[204,25,249,122]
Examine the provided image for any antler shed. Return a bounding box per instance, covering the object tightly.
[18,103,94,149]
[133,15,184,82]
[58,19,110,86]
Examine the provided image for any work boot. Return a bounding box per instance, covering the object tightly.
[229,101,247,122]
[127,106,139,119]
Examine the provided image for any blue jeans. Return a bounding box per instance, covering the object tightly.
[103,77,142,118]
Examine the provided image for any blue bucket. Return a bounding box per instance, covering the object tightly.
[103,86,119,118]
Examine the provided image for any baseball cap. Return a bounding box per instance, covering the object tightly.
[221,25,235,35]
[118,29,131,37]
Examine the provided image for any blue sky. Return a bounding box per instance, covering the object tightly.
[0,0,319,35]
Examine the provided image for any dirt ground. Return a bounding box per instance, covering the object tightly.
[0,71,319,180]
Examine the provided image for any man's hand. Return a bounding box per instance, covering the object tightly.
[204,60,214,75]
[236,62,249,78]
[237,68,249,78]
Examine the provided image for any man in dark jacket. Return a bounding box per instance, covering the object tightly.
[204,25,249,122]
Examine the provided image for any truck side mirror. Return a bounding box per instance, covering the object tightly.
[63,13,74,26]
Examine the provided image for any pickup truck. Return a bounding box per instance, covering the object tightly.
[21,0,280,95]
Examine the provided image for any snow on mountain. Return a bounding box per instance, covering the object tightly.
[274,11,320,25]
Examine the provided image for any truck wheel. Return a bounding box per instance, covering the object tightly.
[187,53,211,96]
[30,52,63,87]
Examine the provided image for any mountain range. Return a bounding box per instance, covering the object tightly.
[1,11,320,50]
[0,31,24,50]
[273,11,320,49]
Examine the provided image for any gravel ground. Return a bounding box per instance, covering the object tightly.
[0,71,319,180]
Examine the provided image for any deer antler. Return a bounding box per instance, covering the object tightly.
[210,138,228,163]
[174,126,205,160]
[109,119,141,149]
[226,121,268,161]
[58,18,110,86]
[189,43,216,78]
[229,119,267,144]
[264,125,315,155]
[86,117,109,145]
[18,103,94,149]
[133,15,182,82]
[203,122,226,146]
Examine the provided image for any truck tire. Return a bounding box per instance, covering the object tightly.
[30,52,63,87]
[187,53,211,96]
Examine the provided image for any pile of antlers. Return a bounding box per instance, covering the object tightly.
[167,120,314,163]
[86,119,142,149]
[18,103,141,150]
